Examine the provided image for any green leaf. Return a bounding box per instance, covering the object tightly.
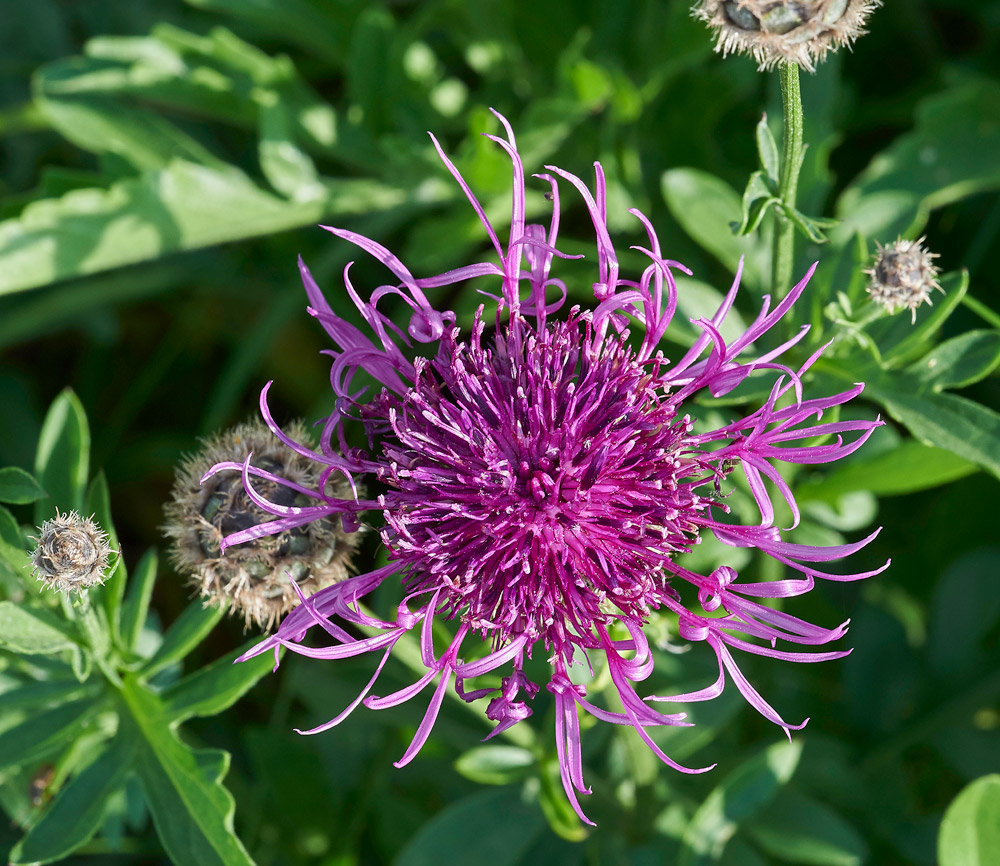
[929,551,1000,679]
[85,472,125,642]
[0,159,409,296]
[910,330,1000,391]
[859,371,1000,481]
[836,78,1000,242]
[0,697,101,773]
[673,277,753,347]
[662,168,765,287]
[797,441,978,502]
[782,204,838,244]
[255,92,323,201]
[395,787,546,866]
[747,791,869,866]
[678,740,802,866]
[9,731,135,865]
[733,171,779,237]
[939,775,1000,866]
[160,640,278,723]
[120,678,257,866]
[0,467,47,504]
[0,678,93,712]
[35,59,228,172]
[537,756,589,842]
[0,601,79,655]
[873,270,969,365]
[34,389,90,519]
[756,114,779,184]
[140,600,226,678]
[454,745,535,786]
[120,548,158,652]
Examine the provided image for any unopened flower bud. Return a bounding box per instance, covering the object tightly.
[693,0,881,72]
[30,510,113,593]
[164,420,362,631]
[865,236,942,323]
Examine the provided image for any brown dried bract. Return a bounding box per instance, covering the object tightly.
[693,0,881,72]
[164,420,363,631]
[31,510,113,593]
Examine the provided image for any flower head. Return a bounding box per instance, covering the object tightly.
[165,420,362,631]
[31,510,113,593]
[693,0,881,72]
[865,235,942,323]
[215,113,887,823]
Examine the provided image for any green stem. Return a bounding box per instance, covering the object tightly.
[772,62,804,300]
[961,294,1000,330]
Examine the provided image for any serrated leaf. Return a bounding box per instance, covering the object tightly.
[120,679,257,866]
[140,600,226,679]
[910,330,1000,391]
[679,740,802,866]
[9,730,135,865]
[0,467,47,504]
[0,697,101,773]
[454,745,535,786]
[0,159,409,296]
[395,787,546,866]
[662,168,765,287]
[756,114,779,183]
[0,601,79,655]
[160,640,278,723]
[120,548,158,652]
[747,791,869,866]
[939,775,1000,866]
[34,389,90,519]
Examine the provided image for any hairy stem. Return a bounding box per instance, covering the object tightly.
[772,62,804,300]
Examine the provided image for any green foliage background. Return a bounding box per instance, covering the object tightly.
[1,1,999,864]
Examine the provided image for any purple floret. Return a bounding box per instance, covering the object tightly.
[206,111,888,823]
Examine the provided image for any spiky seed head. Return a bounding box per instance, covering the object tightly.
[30,510,113,593]
[164,420,362,631]
[692,0,881,72]
[865,236,943,323]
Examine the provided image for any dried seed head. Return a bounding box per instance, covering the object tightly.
[692,0,881,72]
[865,236,943,323]
[164,420,362,631]
[30,510,113,593]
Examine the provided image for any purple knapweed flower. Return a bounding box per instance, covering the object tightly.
[208,112,888,823]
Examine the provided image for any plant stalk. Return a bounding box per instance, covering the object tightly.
[772,62,804,300]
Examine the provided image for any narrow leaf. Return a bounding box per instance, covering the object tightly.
[756,114,780,183]
[34,389,90,520]
[85,472,125,640]
[121,679,258,866]
[939,775,1000,866]
[395,788,546,866]
[747,791,869,866]
[910,330,1000,392]
[160,641,278,723]
[9,731,136,865]
[0,601,79,655]
[661,168,765,287]
[454,745,535,786]
[0,697,100,773]
[120,548,158,652]
[0,467,47,504]
[679,740,802,866]
[140,600,225,678]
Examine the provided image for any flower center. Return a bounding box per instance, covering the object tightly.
[370,313,717,647]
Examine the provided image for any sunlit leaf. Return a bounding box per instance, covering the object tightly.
[939,775,1000,866]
